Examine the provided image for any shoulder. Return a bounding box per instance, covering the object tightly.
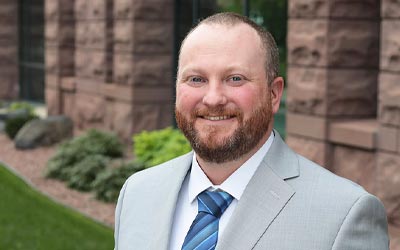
[114,152,193,249]
[296,154,388,231]
[285,152,385,223]
[115,151,192,228]
[331,192,389,249]
[282,154,389,248]
[123,151,193,189]
[295,154,367,198]
[269,132,368,199]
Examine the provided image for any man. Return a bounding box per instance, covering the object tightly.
[114,12,389,250]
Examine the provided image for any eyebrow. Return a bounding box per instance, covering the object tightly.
[179,64,251,76]
[223,65,251,74]
[178,67,206,77]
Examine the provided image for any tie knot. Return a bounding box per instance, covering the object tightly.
[197,190,233,218]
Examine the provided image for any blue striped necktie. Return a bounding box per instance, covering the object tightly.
[181,190,233,250]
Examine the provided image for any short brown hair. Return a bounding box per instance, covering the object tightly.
[180,12,280,83]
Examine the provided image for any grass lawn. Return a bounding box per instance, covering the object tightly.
[0,164,114,250]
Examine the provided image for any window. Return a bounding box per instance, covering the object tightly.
[19,0,45,101]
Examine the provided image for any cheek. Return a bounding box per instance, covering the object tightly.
[176,86,203,111]
[230,88,265,112]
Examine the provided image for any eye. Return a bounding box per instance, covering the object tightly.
[190,76,204,82]
[227,75,246,85]
[187,76,206,86]
[231,76,242,81]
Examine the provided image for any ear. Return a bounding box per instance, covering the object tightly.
[270,77,284,114]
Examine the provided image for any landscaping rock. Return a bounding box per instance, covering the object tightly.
[3,108,30,120]
[14,115,73,149]
[0,107,8,120]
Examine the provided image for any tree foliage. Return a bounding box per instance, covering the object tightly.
[216,0,287,77]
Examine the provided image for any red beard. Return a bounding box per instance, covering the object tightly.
[175,96,272,163]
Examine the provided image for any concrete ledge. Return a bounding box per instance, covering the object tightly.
[329,119,377,150]
[100,82,133,102]
[378,125,399,153]
[75,78,134,102]
[286,112,328,140]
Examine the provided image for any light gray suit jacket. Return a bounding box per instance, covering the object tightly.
[114,132,389,250]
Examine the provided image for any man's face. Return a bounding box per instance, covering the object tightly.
[175,23,280,163]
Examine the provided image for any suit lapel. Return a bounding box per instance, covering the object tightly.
[147,152,193,250]
[216,132,300,250]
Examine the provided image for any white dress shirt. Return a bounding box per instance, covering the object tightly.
[169,132,274,250]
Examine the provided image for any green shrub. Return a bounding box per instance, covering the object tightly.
[67,155,110,191]
[4,113,38,139]
[4,101,38,139]
[45,129,124,180]
[74,129,125,158]
[92,161,145,202]
[8,101,36,115]
[133,127,191,167]
[46,140,88,180]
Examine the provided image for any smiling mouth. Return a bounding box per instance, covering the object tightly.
[202,115,234,121]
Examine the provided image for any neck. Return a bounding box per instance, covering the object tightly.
[196,129,272,185]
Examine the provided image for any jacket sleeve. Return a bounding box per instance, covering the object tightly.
[332,194,389,250]
[114,181,128,250]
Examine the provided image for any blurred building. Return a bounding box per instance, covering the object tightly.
[0,0,398,247]
[286,1,400,247]
[1,0,288,140]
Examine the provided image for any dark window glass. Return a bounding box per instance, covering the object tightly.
[248,0,287,137]
[19,0,45,102]
[249,0,287,79]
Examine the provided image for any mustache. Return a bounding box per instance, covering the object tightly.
[193,107,241,118]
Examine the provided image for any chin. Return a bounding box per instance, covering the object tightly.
[198,130,234,142]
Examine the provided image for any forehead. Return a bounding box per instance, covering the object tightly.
[179,23,264,66]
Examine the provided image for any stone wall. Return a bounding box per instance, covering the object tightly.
[287,0,400,248]
[378,0,400,247]
[45,0,75,115]
[112,0,175,138]
[287,0,380,167]
[0,0,18,99]
[45,0,175,141]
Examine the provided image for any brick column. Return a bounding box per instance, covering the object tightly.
[377,1,400,248]
[0,1,18,99]
[45,0,75,114]
[73,0,112,131]
[286,0,380,168]
[62,0,175,141]
[113,0,174,136]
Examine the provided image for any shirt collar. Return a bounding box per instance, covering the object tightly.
[188,132,275,204]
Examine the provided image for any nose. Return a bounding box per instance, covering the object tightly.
[202,82,227,107]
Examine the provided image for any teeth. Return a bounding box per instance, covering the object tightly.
[204,116,230,121]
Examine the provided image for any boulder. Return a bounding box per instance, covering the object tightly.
[2,108,31,120]
[14,115,73,149]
